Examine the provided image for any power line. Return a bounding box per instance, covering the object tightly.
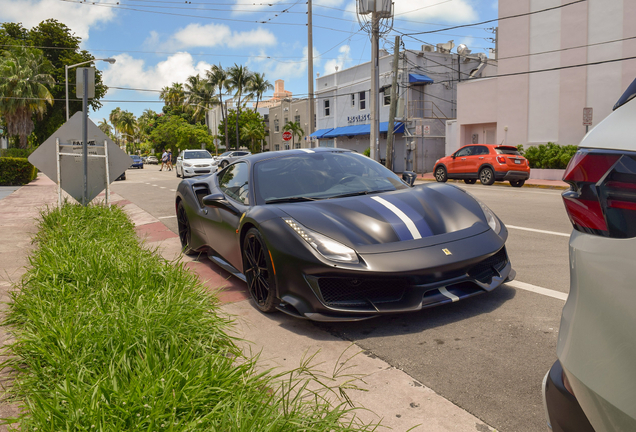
[403,0,587,35]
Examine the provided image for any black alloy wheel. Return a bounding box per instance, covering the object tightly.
[243,228,278,313]
[464,179,477,184]
[479,167,495,185]
[176,201,195,255]
[510,179,525,188]
[435,166,447,182]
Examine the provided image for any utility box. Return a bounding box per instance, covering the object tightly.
[357,0,392,18]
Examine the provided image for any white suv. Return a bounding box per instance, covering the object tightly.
[542,79,636,431]
[176,149,214,178]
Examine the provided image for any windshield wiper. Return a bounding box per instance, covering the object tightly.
[265,196,321,204]
[329,189,393,199]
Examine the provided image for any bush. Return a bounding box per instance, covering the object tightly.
[517,142,578,169]
[0,148,33,158]
[0,157,38,185]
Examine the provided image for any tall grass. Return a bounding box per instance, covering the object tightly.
[2,204,378,431]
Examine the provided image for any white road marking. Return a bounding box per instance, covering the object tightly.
[160,187,166,189]
[507,225,570,237]
[170,189,176,192]
[439,287,459,302]
[158,215,176,219]
[506,280,568,301]
[152,184,158,187]
[371,196,422,239]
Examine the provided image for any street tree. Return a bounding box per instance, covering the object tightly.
[218,108,265,150]
[282,121,305,149]
[206,64,230,150]
[97,118,112,137]
[227,64,253,150]
[0,47,54,148]
[240,120,265,153]
[248,72,273,113]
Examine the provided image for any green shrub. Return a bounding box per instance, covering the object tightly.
[2,204,377,431]
[363,147,370,157]
[0,148,33,158]
[517,142,578,169]
[0,157,38,185]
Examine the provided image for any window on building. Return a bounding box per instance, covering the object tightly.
[324,99,330,116]
[351,94,355,107]
[263,114,269,121]
[294,115,300,124]
[275,144,280,151]
[359,92,366,110]
[284,117,288,125]
[383,90,391,106]
[295,142,301,149]
[284,143,290,150]
[274,119,280,132]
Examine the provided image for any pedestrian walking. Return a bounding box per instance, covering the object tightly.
[167,150,173,171]
[160,150,169,171]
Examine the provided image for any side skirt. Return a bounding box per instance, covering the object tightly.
[206,251,247,282]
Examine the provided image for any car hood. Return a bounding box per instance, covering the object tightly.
[183,158,214,164]
[274,183,492,254]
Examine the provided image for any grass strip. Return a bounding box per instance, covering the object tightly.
[2,204,379,431]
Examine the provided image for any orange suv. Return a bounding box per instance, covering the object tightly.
[434,144,530,187]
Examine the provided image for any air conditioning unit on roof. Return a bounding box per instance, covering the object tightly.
[422,45,434,52]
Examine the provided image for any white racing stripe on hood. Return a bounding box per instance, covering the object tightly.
[370,196,422,240]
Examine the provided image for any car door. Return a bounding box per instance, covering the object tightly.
[466,145,488,174]
[212,162,251,270]
[447,146,472,176]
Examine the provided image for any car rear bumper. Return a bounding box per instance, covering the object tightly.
[543,360,595,432]
[498,170,530,181]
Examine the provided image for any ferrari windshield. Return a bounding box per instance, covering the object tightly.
[184,151,212,159]
[254,151,408,204]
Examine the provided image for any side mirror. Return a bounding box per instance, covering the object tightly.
[451,154,456,159]
[402,171,417,187]
[202,193,239,214]
[177,157,182,161]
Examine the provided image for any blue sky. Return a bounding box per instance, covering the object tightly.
[1,0,498,123]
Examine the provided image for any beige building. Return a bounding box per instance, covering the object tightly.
[267,98,311,151]
[258,79,293,109]
[452,0,636,154]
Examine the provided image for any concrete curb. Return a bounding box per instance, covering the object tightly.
[415,178,568,191]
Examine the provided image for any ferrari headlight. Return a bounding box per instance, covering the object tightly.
[479,201,501,234]
[183,162,192,167]
[283,218,359,263]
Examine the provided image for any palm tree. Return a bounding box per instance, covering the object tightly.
[282,121,305,149]
[109,107,122,145]
[240,121,265,153]
[247,72,273,113]
[227,64,253,150]
[0,48,54,148]
[97,118,112,137]
[185,74,217,127]
[118,110,137,149]
[206,64,230,150]
[160,83,186,107]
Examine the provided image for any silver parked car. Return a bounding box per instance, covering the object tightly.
[542,79,636,431]
[211,150,251,169]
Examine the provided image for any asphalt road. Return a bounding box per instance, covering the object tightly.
[111,168,571,432]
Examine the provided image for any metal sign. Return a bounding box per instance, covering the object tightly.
[423,125,431,135]
[76,67,95,99]
[583,107,593,126]
[415,125,422,135]
[29,112,132,204]
[282,131,293,141]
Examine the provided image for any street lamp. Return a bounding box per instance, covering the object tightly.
[65,58,116,120]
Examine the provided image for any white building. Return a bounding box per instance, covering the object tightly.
[312,44,491,172]
[453,0,636,153]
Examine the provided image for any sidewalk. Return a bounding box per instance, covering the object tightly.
[0,175,496,432]
[416,172,568,190]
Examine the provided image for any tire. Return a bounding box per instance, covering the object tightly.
[434,166,447,182]
[243,228,278,313]
[219,160,228,169]
[510,179,525,188]
[479,167,495,185]
[176,201,196,255]
[464,179,477,184]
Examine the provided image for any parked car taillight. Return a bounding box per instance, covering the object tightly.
[562,149,636,238]
[496,156,506,164]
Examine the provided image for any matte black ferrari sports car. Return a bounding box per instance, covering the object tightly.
[175,148,515,321]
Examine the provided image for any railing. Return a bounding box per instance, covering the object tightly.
[407,101,454,120]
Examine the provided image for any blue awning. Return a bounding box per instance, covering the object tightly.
[321,122,404,138]
[409,73,433,85]
[309,128,333,138]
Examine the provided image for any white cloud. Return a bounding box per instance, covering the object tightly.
[169,23,276,49]
[323,45,351,75]
[248,46,319,83]
[103,52,212,90]
[0,0,115,40]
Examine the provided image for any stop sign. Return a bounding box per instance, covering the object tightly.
[282,131,293,141]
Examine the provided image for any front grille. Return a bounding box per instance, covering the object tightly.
[317,278,406,307]
[467,248,508,284]
[194,164,210,168]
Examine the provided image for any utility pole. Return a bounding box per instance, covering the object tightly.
[386,35,400,172]
[308,0,315,148]
[370,11,380,161]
